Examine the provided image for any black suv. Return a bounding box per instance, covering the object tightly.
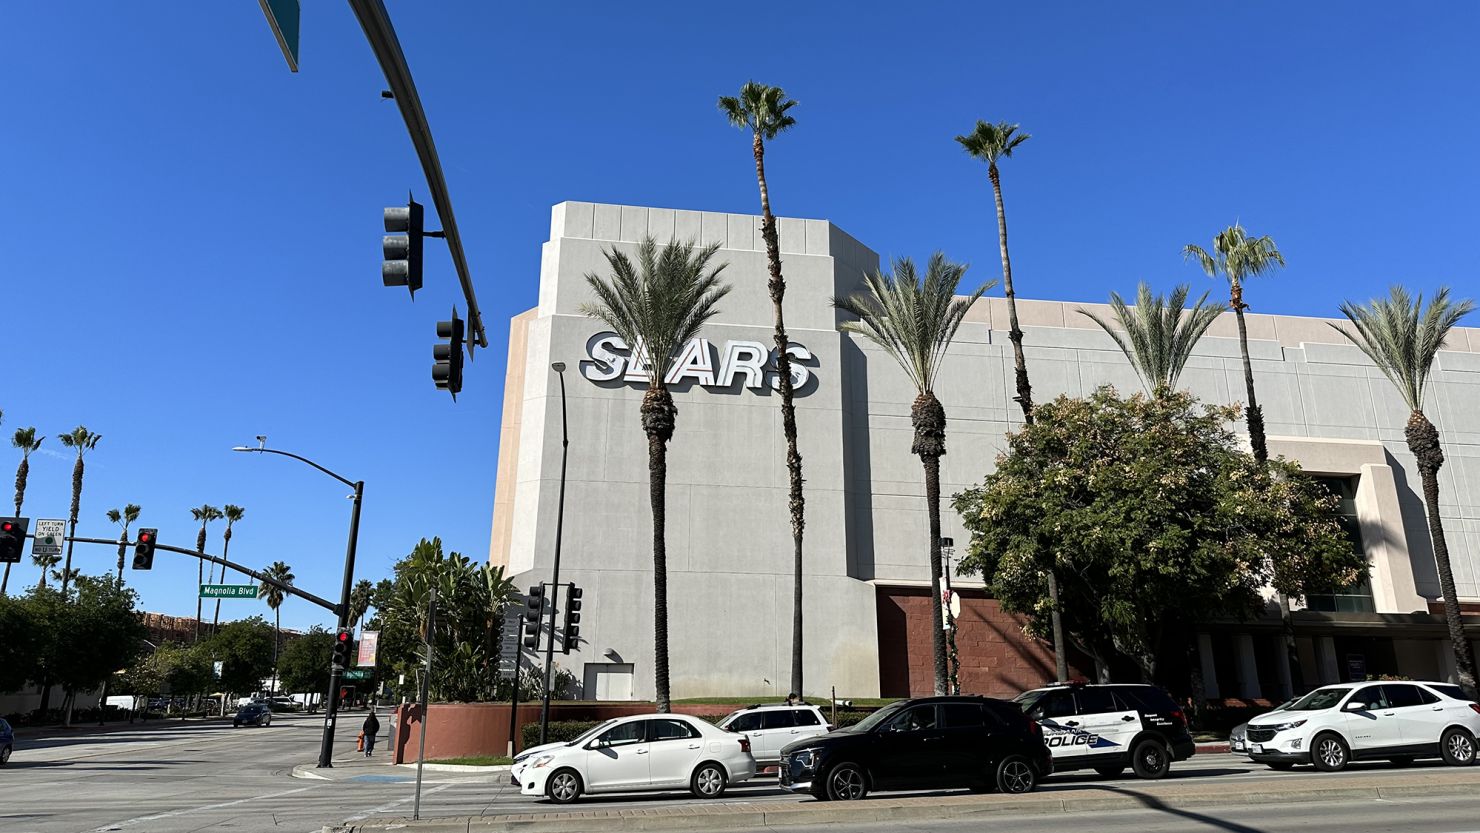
[778,696,1053,801]
[1014,683,1194,779]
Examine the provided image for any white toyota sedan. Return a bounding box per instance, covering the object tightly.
[515,713,756,803]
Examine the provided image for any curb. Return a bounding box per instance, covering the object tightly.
[321,774,1480,833]
[396,763,514,774]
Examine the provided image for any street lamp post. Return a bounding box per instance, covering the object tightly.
[941,538,959,696]
[539,362,570,745]
[232,442,363,769]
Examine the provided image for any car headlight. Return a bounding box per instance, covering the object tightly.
[530,755,556,769]
[1270,720,1307,732]
[792,750,818,769]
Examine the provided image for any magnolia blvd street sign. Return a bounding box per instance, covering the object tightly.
[200,584,257,599]
[32,519,65,556]
[582,332,815,391]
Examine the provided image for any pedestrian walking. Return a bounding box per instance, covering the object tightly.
[362,708,381,757]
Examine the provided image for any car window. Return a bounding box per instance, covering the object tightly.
[1382,684,1425,708]
[1430,684,1471,701]
[1075,688,1119,715]
[793,709,821,726]
[1414,686,1439,705]
[941,703,986,729]
[1114,685,1178,713]
[760,711,795,730]
[596,720,647,747]
[1028,691,1076,719]
[649,718,699,741]
[1350,685,1389,710]
[728,713,761,732]
[1288,687,1351,710]
[885,705,938,732]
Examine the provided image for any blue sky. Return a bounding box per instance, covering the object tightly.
[3,2,1476,630]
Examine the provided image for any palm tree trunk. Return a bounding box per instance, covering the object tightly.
[116,530,126,583]
[195,529,205,643]
[62,457,83,594]
[641,388,677,713]
[1230,280,1268,464]
[990,164,1033,425]
[273,608,281,694]
[214,530,231,635]
[5,458,24,596]
[1408,410,1479,698]
[912,392,949,695]
[752,131,807,699]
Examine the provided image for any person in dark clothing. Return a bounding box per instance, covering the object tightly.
[362,709,381,757]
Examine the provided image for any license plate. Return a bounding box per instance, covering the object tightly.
[1251,743,1263,754]
[1232,740,1244,751]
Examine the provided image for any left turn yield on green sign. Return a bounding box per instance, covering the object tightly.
[200,584,257,599]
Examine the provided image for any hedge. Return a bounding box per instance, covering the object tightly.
[522,720,600,750]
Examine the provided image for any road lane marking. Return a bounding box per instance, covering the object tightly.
[92,786,314,831]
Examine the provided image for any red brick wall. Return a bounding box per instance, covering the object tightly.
[876,586,1085,698]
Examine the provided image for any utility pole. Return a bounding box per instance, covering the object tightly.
[539,363,570,745]
[413,584,436,820]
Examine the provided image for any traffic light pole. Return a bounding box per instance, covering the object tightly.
[319,479,364,768]
[538,365,570,746]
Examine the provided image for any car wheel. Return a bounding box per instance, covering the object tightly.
[1131,740,1170,779]
[691,762,727,799]
[546,769,583,804]
[0,745,10,766]
[1311,733,1349,772]
[1441,727,1476,766]
[1094,765,1126,778]
[1265,762,1295,771]
[825,763,868,801]
[996,755,1037,794]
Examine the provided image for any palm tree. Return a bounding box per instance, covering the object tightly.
[581,236,731,711]
[1079,283,1226,395]
[259,561,295,693]
[956,121,1033,421]
[1184,224,1286,463]
[51,565,81,589]
[833,254,993,695]
[32,552,60,590]
[719,81,808,697]
[106,504,142,582]
[348,579,374,629]
[211,505,245,635]
[5,427,43,595]
[57,426,102,593]
[190,505,222,642]
[1333,286,1477,698]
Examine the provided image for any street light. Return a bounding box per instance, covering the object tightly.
[233,443,364,768]
[539,362,570,745]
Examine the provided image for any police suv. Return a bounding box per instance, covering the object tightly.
[1014,682,1195,779]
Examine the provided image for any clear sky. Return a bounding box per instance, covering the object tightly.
[4,2,1476,631]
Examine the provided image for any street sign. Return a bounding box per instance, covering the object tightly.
[32,519,64,556]
[497,606,521,681]
[357,630,379,667]
[213,661,223,679]
[342,668,372,681]
[200,584,257,599]
[257,0,300,72]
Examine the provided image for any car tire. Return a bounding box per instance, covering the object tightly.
[824,763,869,801]
[1265,762,1295,771]
[1311,733,1349,772]
[1131,740,1170,779]
[546,768,583,804]
[1094,765,1126,778]
[691,762,727,799]
[0,745,10,766]
[1441,727,1477,766]
[996,755,1038,794]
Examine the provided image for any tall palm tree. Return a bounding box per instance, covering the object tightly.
[5,427,43,595]
[1184,224,1286,463]
[190,505,222,642]
[348,578,374,629]
[719,81,809,697]
[1333,286,1477,698]
[57,426,101,593]
[211,505,245,635]
[259,561,295,693]
[106,504,142,582]
[581,236,731,712]
[833,254,993,695]
[1079,283,1226,395]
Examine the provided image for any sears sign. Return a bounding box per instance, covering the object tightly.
[581,332,815,392]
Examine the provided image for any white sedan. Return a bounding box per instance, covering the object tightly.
[515,713,756,803]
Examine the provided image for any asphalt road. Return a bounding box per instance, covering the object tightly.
[3,714,1478,833]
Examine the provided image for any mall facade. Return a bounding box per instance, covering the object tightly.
[490,201,1480,703]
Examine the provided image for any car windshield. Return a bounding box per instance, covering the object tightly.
[720,710,744,726]
[567,719,619,746]
[845,702,907,733]
[1012,690,1046,712]
[1287,687,1351,711]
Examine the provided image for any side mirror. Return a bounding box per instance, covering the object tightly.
[1343,701,1368,712]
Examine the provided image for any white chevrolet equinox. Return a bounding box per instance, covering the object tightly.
[1245,681,1480,771]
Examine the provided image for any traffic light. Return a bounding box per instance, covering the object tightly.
[522,585,544,650]
[561,585,583,654]
[433,307,465,398]
[382,197,424,296]
[131,527,158,570]
[331,628,354,671]
[0,517,28,564]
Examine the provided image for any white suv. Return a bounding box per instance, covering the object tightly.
[718,704,832,766]
[1245,681,1480,771]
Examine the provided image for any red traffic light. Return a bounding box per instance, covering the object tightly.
[1,522,12,532]
[336,631,352,643]
[138,531,151,542]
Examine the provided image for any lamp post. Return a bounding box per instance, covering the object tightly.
[539,362,570,745]
[232,441,363,769]
[941,537,959,695]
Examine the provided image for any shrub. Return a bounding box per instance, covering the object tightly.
[522,720,599,750]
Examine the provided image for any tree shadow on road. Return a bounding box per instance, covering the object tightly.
[1073,785,1269,833]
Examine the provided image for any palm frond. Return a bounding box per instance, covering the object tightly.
[954,120,1030,164]
[1331,285,1475,411]
[1184,224,1285,286]
[718,81,798,140]
[1079,282,1226,393]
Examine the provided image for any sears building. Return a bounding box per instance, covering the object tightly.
[490,202,1480,702]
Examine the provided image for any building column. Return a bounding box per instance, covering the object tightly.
[1315,637,1340,684]
[1272,635,1294,700]
[1236,633,1261,699]
[1197,633,1220,700]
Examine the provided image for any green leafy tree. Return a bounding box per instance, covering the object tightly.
[719,80,809,699]
[202,616,275,696]
[277,627,333,698]
[5,427,43,595]
[34,576,147,720]
[154,642,214,706]
[1184,224,1286,463]
[189,505,222,641]
[1332,286,1477,698]
[1079,283,1225,395]
[833,254,993,694]
[953,387,1364,683]
[0,591,40,692]
[57,426,102,593]
[258,561,294,689]
[581,237,731,712]
[211,505,245,635]
[106,504,142,582]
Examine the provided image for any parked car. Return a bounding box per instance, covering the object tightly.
[232,704,273,728]
[1,717,13,766]
[515,713,755,804]
[264,698,298,713]
[778,696,1052,801]
[1013,682,1194,779]
[718,704,832,766]
[1231,698,1297,755]
[1245,681,1480,771]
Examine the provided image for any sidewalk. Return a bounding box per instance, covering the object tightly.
[293,751,510,783]
[322,768,1480,833]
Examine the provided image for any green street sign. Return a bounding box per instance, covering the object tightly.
[200,584,258,599]
[342,668,372,681]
